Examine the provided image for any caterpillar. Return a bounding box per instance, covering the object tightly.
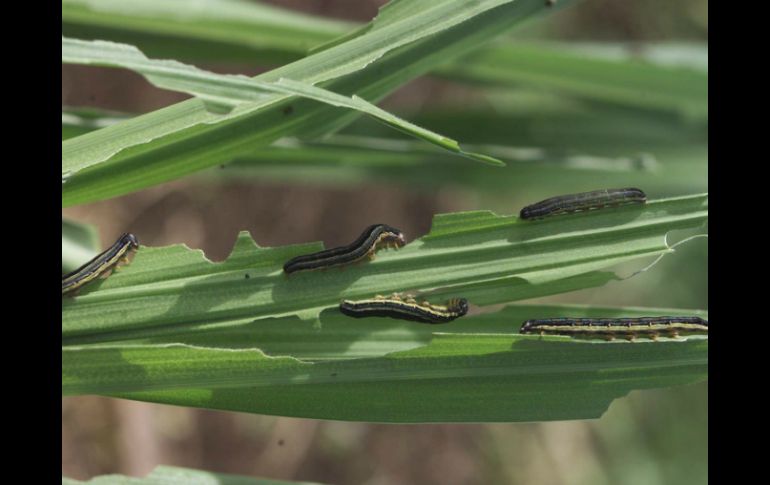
[283,224,405,274]
[519,316,708,340]
[339,294,468,324]
[519,188,647,220]
[62,233,139,296]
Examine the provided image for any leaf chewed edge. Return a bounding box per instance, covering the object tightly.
[62,37,504,176]
[62,0,561,206]
[63,302,707,422]
[62,195,707,422]
[62,194,707,344]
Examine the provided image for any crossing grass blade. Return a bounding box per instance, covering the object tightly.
[435,41,707,120]
[61,0,568,206]
[63,0,706,119]
[62,102,706,195]
[62,37,503,172]
[62,0,356,64]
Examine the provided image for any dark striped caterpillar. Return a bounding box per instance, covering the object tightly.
[340,294,468,324]
[519,316,708,340]
[519,188,647,220]
[62,233,139,296]
[283,224,405,274]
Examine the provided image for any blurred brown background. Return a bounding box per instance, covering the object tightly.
[62,1,708,484]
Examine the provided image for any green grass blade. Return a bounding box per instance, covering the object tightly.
[76,298,695,361]
[62,0,706,119]
[221,135,703,195]
[62,102,705,195]
[63,303,707,422]
[332,98,706,194]
[62,0,354,63]
[62,195,707,345]
[62,108,655,184]
[435,41,708,120]
[61,0,563,206]
[402,94,706,153]
[62,37,502,171]
[62,194,708,422]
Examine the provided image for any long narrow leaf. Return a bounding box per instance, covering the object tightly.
[435,42,707,119]
[62,195,707,345]
[62,0,354,63]
[62,104,705,194]
[62,194,707,421]
[63,0,706,119]
[61,0,567,206]
[63,303,707,422]
[62,38,502,169]
[61,108,657,179]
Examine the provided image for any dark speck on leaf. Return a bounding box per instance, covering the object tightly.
[283,105,294,115]
[244,273,250,279]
